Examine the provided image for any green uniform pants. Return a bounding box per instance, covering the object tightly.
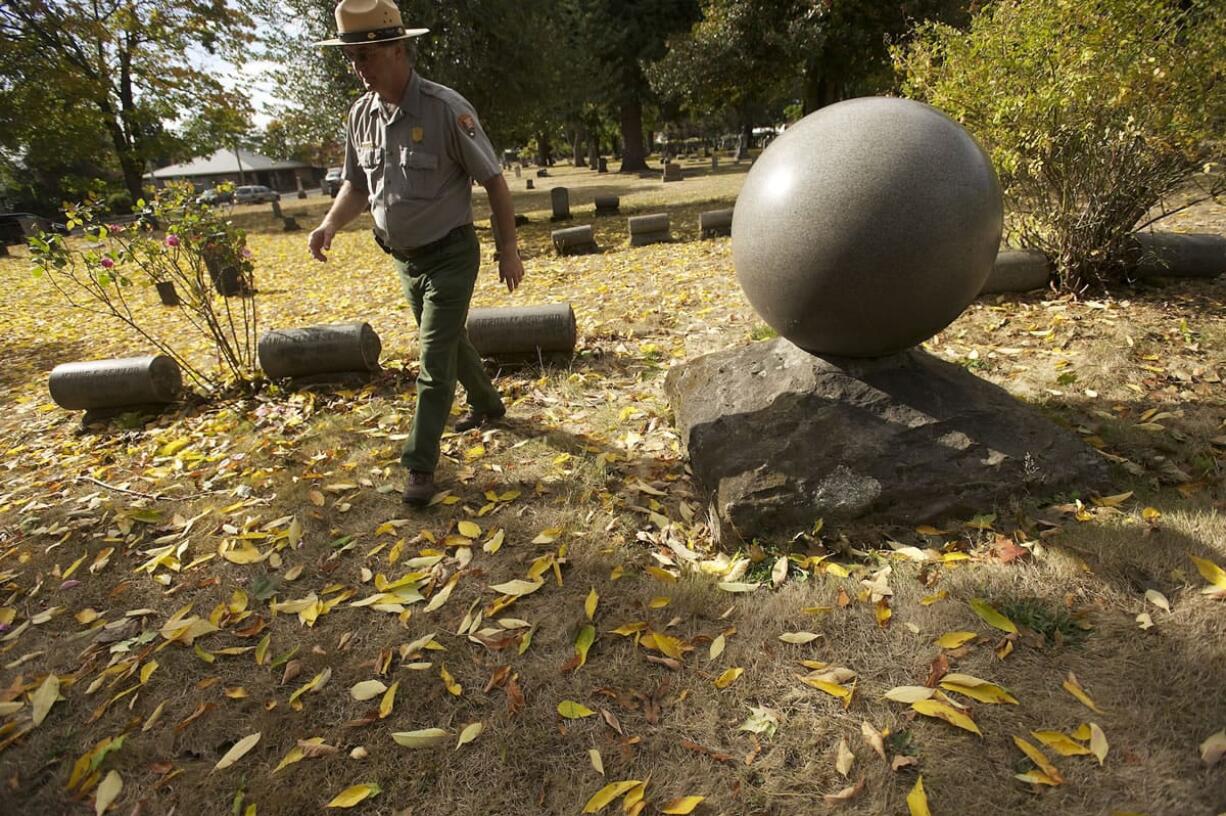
[393,225,503,473]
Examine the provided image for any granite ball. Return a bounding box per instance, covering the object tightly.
[732,97,1003,357]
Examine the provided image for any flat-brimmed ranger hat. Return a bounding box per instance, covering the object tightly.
[314,0,428,46]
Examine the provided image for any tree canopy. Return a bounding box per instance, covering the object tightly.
[0,0,257,212]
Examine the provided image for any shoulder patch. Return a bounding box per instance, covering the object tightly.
[457,113,478,138]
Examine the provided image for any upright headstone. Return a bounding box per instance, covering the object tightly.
[258,322,382,380]
[49,355,182,411]
[296,176,307,200]
[551,225,598,256]
[662,163,683,182]
[598,157,608,173]
[594,195,620,216]
[699,208,734,239]
[514,165,521,178]
[711,155,719,170]
[628,213,671,247]
[467,304,577,358]
[550,187,571,222]
[271,199,282,218]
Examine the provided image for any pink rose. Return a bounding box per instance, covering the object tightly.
[165,234,180,247]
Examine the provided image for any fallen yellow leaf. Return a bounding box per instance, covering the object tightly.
[714,667,743,689]
[1013,736,1063,784]
[911,699,982,736]
[934,630,977,649]
[326,782,381,808]
[582,780,642,813]
[969,598,1017,633]
[907,775,931,816]
[558,700,595,719]
[1062,672,1103,714]
[660,795,705,814]
[213,732,261,772]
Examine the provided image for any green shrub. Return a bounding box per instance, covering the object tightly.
[895,0,1225,292]
[29,182,258,393]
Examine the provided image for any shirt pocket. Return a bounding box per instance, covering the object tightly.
[395,147,443,200]
[358,147,381,192]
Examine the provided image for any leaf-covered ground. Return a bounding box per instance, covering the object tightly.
[1,160,1224,816]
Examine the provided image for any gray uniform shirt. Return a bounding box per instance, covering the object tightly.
[343,72,501,251]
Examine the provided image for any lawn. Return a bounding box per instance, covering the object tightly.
[0,158,1224,816]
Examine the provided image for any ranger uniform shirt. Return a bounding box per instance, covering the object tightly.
[342,71,501,251]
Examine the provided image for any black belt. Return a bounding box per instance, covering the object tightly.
[376,224,473,263]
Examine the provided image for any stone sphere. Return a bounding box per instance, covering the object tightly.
[732,97,1003,357]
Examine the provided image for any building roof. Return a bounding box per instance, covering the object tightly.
[151,148,313,178]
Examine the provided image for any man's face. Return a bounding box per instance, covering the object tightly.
[342,41,404,93]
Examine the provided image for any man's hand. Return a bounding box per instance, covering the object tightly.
[308,221,337,262]
[498,251,524,293]
[308,181,367,261]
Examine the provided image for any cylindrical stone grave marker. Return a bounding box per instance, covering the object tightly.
[628,213,671,247]
[550,187,571,222]
[1134,232,1226,279]
[699,208,734,239]
[467,304,577,357]
[980,249,1051,294]
[49,355,182,410]
[551,225,598,256]
[258,322,382,379]
[594,195,620,216]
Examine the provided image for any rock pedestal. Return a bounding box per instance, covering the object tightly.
[664,338,1110,542]
[50,355,182,411]
[258,322,381,380]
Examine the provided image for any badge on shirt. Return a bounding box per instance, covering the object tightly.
[411,127,424,143]
[457,113,477,138]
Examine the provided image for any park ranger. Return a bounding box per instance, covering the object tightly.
[308,0,524,506]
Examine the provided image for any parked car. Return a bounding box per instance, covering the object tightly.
[196,187,234,206]
[0,212,61,245]
[322,167,343,197]
[234,185,280,205]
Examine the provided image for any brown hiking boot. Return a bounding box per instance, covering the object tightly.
[455,405,506,432]
[401,470,435,506]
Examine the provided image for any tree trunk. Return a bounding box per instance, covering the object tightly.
[536,130,552,166]
[572,126,586,167]
[802,57,844,114]
[618,98,648,173]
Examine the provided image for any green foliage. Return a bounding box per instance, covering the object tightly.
[896,0,1226,292]
[28,183,259,392]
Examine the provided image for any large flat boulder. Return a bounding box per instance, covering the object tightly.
[664,338,1111,542]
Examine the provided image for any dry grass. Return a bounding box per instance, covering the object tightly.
[0,160,1223,816]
